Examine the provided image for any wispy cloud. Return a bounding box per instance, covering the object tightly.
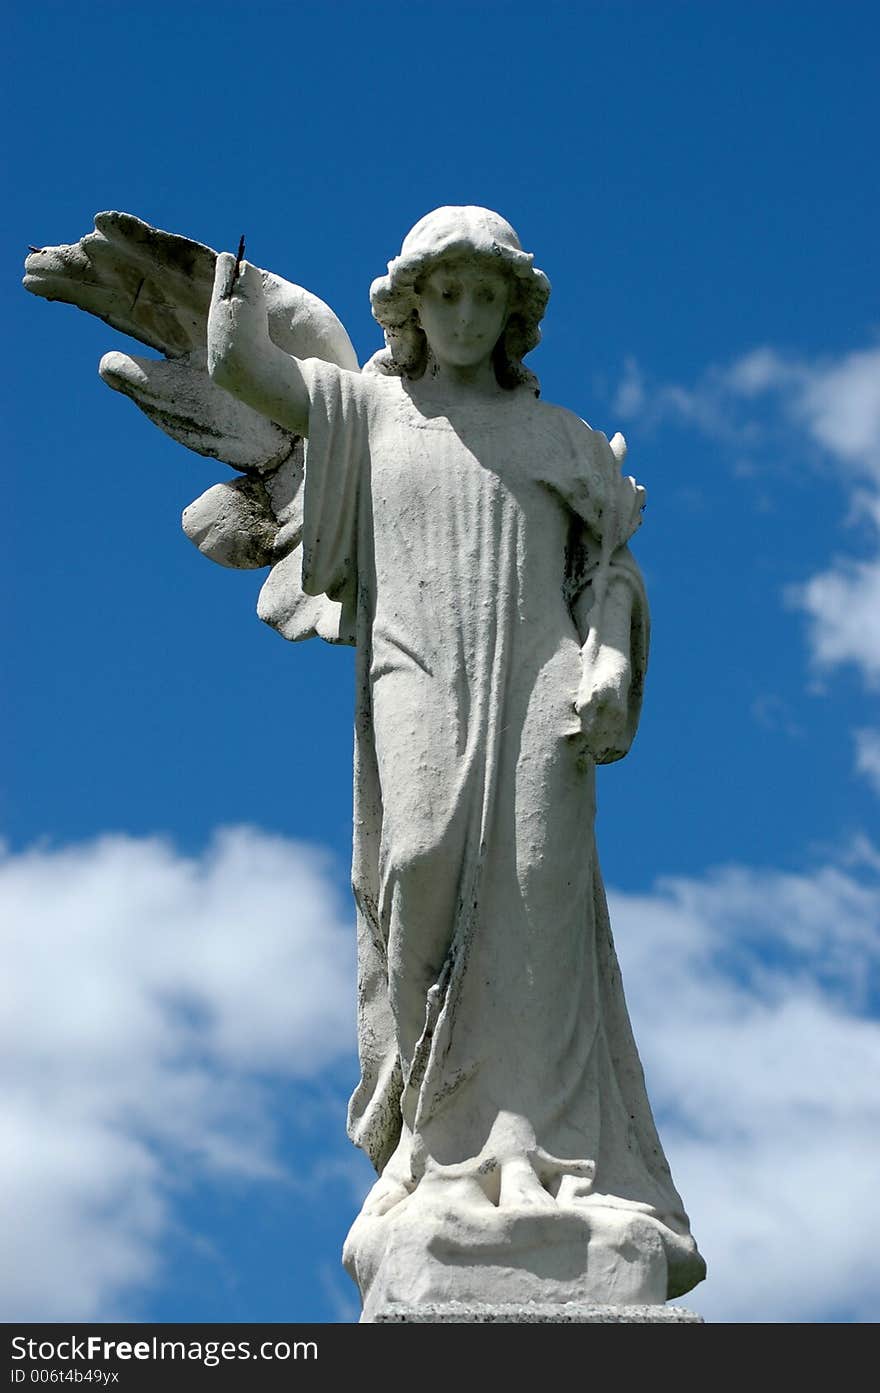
[612,355,755,444]
[0,827,356,1320]
[791,555,880,687]
[732,346,880,693]
[855,728,880,796]
[613,343,880,693]
[611,849,880,1323]
[614,332,880,1310]
[733,346,880,477]
[615,344,880,479]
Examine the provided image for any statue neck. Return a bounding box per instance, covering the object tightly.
[421,351,504,399]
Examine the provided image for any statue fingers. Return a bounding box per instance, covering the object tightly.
[580,698,630,764]
[213,250,237,300]
[577,682,629,744]
[212,254,266,310]
[236,260,268,306]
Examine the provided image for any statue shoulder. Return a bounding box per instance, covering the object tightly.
[532,396,597,443]
[300,357,397,420]
[523,397,603,470]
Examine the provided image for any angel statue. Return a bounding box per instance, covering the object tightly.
[24,206,705,1321]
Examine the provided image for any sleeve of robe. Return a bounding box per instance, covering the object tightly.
[540,407,650,760]
[292,358,405,1170]
[297,357,375,605]
[255,359,374,645]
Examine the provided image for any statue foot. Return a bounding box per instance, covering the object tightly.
[498,1155,556,1209]
[344,1175,676,1320]
[360,1173,414,1218]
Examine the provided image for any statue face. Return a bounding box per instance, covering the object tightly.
[416,259,510,371]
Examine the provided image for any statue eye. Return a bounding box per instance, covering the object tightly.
[441,285,459,302]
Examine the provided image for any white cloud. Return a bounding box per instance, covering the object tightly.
[788,348,880,476]
[610,329,880,1319]
[612,355,748,443]
[724,344,880,496]
[612,328,880,1303]
[0,827,357,1320]
[4,827,880,1324]
[855,728,880,795]
[736,346,880,687]
[619,343,880,480]
[613,342,880,687]
[610,853,880,1323]
[792,555,880,686]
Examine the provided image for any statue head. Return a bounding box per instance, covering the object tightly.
[368,206,551,392]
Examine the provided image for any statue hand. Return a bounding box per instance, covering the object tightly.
[207,254,271,391]
[575,648,631,764]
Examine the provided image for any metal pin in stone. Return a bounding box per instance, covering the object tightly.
[224,234,246,299]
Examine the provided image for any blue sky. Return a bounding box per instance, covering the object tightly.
[3,0,879,1323]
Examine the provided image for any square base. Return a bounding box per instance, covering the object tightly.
[371,1301,704,1323]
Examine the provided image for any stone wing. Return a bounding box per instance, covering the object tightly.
[24,211,359,643]
[24,210,358,470]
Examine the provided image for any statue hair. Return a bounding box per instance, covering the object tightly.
[366,242,551,395]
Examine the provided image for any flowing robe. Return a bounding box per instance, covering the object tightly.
[286,359,701,1293]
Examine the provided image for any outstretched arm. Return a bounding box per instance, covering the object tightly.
[208,253,311,438]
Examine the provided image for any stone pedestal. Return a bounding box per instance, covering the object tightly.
[345,1171,704,1322]
[371,1302,704,1323]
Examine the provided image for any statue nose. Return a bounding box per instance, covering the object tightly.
[455,294,479,330]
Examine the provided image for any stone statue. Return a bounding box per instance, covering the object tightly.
[24,207,705,1321]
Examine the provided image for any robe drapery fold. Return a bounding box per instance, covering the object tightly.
[295,358,699,1287]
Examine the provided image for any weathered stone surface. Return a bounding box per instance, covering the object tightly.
[24,204,707,1320]
[371,1303,705,1323]
[24,211,358,370]
[100,349,296,473]
[346,1195,673,1322]
[182,476,278,569]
